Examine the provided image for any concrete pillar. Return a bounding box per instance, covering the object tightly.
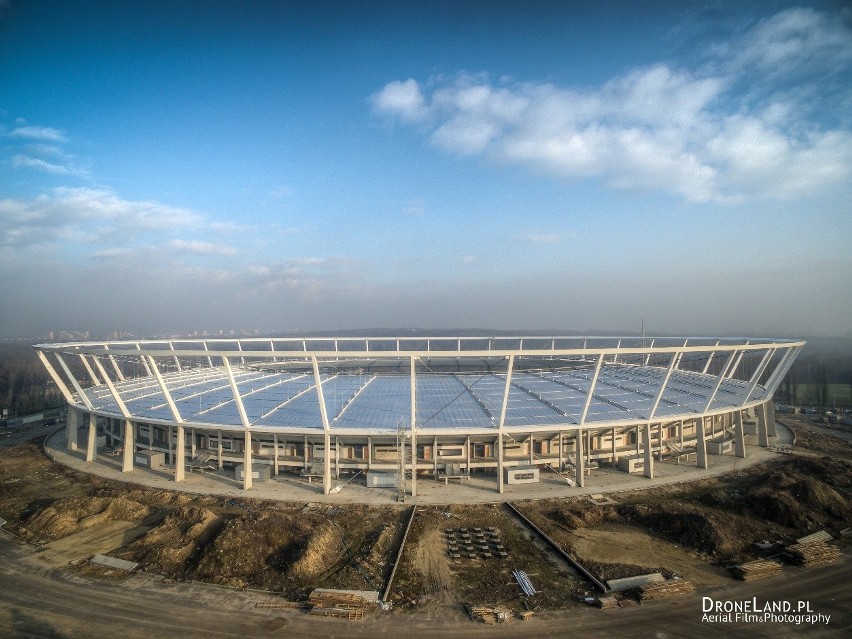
[367,436,372,469]
[271,434,278,476]
[433,437,439,479]
[245,430,254,490]
[190,428,196,458]
[696,418,708,469]
[657,423,663,461]
[498,434,505,494]
[335,436,340,479]
[635,426,640,456]
[175,424,185,482]
[733,411,746,458]
[217,429,223,470]
[558,432,564,470]
[148,423,153,451]
[86,412,97,462]
[765,401,777,437]
[410,429,417,498]
[304,435,309,471]
[66,407,78,451]
[611,428,617,463]
[465,435,471,473]
[322,431,330,495]
[756,404,770,447]
[529,434,534,465]
[167,426,173,464]
[122,420,134,473]
[575,430,585,488]
[643,424,654,479]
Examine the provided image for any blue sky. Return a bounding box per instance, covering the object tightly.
[1,1,850,338]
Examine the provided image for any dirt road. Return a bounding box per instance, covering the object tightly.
[1,531,849,639]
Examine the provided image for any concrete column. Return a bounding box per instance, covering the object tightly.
[765,401,777,437]
[497,434,505,494]
[322,431,331,495]
[66,407,78,451]
[611,427,618,463]
[575,430,585,488]
[148,423,153,451]
[175,424,185,482]
[635,426,640,456]
[273,433,279,475]
[696,418,708,469]
[190,428,196,458]
[558,432,564,470]
[217,429,223,470]
[86,412,97,462]
[122,420,134,473]
[529,434,534,465]
[410,429,417,498]
[167,426,173,464]
[466,435,471,473]
[756,404,770,447]
[367,436,372,469]
[733,411,746,458]
[679,420,684,447]
[335,436,340,479]
[433,437,439,479]
[643,423,654,479]
[245,430,254,490]
[304,435,309,471]
[657,423,663,461]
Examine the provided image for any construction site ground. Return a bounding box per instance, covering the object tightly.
[0,415,850,637]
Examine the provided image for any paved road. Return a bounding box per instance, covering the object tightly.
[1,532,848,639]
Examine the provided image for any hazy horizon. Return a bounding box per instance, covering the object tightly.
[1,1,850,339]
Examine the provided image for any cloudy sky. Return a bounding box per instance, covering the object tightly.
[1,1,850,339]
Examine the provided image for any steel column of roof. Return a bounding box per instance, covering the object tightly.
[36,350,76,406]
[146,354,186,482]
[700,350,737,414]
[55,352,94,411]
[579,354,605,426]
[78,353,100,385]
[410,356,417,498]
[647,351,681,421]
[311,356,332,495]
[497,354,515,495]
[743,349,776,404]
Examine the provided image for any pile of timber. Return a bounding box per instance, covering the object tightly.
[785,542,841,567]
[465,604,516,624]
[638,579,694,600]
[254,600,308,609]
[730,560,783,582]
[307,589,374,620]
[595,596,619,609]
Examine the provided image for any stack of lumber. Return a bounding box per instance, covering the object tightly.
[730,560,783,582]
[307,590,372,620]
[254,600,308,609]
[638,579,695,600]
[465,604,514,624]
[516,610,535,621]
[595,596,619,609]
[785,542,841,567]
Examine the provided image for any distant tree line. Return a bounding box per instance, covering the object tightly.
[0,344,65,418]
[775,352,852,408]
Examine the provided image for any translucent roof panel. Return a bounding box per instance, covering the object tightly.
[416,374,494,430]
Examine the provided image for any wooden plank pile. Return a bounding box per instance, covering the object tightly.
[595,596,619,609]
[785,542,840,567]
[307,590,373,620]
[638,579,694,600]
[465,604,514,624]
[730,560,783,582]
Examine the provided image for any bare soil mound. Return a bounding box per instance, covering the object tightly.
[21,495,152,543]
[119,506,222,575]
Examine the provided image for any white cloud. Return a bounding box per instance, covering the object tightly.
[12,154,89,177]
[372,8,852,203]
[0,188,204,249]
[169,239,236,256]
[370,79,430,122]
[8,125,67,142]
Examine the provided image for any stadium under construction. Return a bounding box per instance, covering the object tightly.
[35,336,804,498]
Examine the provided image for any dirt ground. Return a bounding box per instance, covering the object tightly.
[1,415,851,618]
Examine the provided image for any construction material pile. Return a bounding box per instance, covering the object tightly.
[307,589,376,620]
[512,569,537,596]
[638,579,694,600]
[465,604,515,624]
[784,542,841,567]
[730,560,783,582]
[595,596,619,609]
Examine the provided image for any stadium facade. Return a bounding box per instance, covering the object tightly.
[36,336,803,497]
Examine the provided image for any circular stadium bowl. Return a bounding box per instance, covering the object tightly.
[36,335,804,495]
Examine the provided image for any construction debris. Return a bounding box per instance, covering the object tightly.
[512,569,537,596]
[465,604,514,624]
[784,542,841,567]
[730,560,783,582]
[254,601,308,609]
[606,573,665,592]
[306,588,378,620]
[594,596,619,609]
[638,579,695,600]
